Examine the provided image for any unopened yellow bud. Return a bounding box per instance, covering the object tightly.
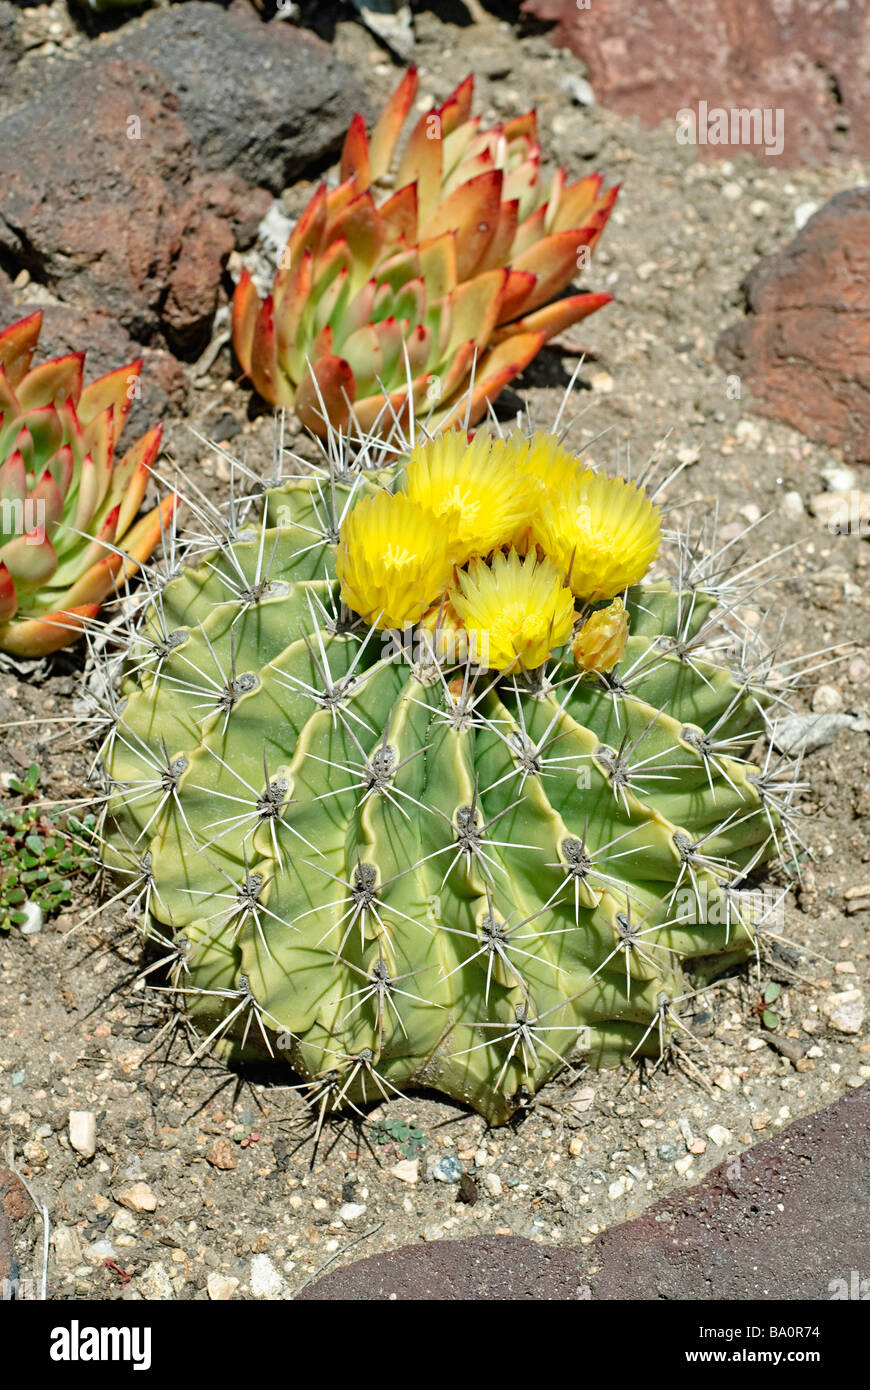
[572,597,629,673]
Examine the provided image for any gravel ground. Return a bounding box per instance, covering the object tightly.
[1,4,869,1301]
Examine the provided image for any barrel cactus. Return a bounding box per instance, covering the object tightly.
[233,67,616,436]
[97,423,795,1125]
[0,312,173,657]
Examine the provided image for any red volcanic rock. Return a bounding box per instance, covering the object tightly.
[522,0,870,163]
[716,190,870,462]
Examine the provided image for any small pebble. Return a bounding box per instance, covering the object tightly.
[52,1226,84,1269]
[706,1125,732,1147]
[590,370,614,393]
[812,683,844,714]
[117,1182,157,1214]
[84,1239,117,1265]
[206,1138,237,1171]
[483,1172,502,1197]
[821,464,857,493]
[845,883,870,901]
[848,657,870,685]
[794,201,818,229]
[207,1273,239,1301]
[821,989,865,1035]
[560,72,595,106]
[69,1110,97,1160]
[390,1158,419,1185]
[432,1155,462,1183]
[779,490,804,521]
[19,901,43,936]
[250,1254,285,1299]
[339,1202,367,1223]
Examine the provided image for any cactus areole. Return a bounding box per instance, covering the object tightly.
[0,313,174,657]
[233,68,617,437]
[99,421,793,1125]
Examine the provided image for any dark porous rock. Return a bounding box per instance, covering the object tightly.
[0,59,233,355]
[592,1083,870,1300]
[0,2,19,109]
[716,190,870,462]
[109,1,368,193]
[297,1234,591,1301]
[523,0,870,163]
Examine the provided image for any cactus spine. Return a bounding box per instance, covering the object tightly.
[98,428,797,1125]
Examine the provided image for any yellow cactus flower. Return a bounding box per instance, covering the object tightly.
[534,469,661,601]
[406,430,534,565]
[505,430,587,551]
[450,547,575,672]
[572,597,630,673]
[336,491,454,631]
[420,594,469,666]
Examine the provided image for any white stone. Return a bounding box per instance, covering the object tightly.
[821,990,865,1035]
[69,1110,97,1159]
[84,1239,117,1265]
[706,1125,733,1147]
[138,1263,174,1300]
[52,1225,84,1269]
[19,901,43,935]
[390,1158,419,1185]
[812,684,844,714]
[483,1172,503,1197]
[821,465,857,493]
[250,1253,285,1299]
[794,201,818,230]
[207,1272,240,1301]
[590,370,614,393]
[779,490,805,521]
[339,1202,367,1223]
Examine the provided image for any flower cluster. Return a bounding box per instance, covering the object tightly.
[335,430,661,673]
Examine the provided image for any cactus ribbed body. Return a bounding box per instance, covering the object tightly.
[104,474,779,1124]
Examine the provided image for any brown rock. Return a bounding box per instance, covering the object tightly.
[116,1182,158,1214]
[592,1083,870,1299]
[0,59,230,356]
[0,1166,33,1298]
[0,3,19,117]
[716,192,870,462]
[0,1168,33,1226]
[206,1138,238,1171]
[523,0,870,163]
[297,1235,591,1301]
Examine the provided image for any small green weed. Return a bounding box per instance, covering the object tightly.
[1,763,98,933]
[370,1116,427,1161]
